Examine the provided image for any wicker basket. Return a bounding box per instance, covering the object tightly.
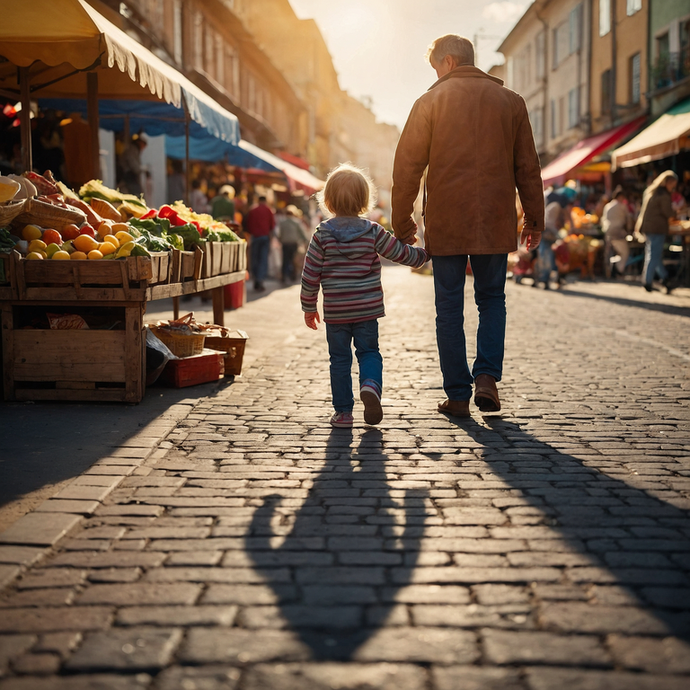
[0,199,27,226]
[14,198,87,231]
[150,327,206,358]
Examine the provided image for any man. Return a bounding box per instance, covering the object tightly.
[277,204,309,283]
[601,186,631,279]
[243,195,275,291]
[537,195,573,289]
[392,34,544,417]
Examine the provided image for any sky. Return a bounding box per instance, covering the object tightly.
[289,0,530,130]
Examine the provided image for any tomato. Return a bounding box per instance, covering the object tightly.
[79,224,96,237]
[61,224,80,240]
[42,228,63,246]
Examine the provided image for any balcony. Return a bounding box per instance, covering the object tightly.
[652,47,690,92]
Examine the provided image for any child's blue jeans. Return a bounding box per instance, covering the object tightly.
[326,320,383,413]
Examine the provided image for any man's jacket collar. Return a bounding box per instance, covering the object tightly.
[428,65,504,91]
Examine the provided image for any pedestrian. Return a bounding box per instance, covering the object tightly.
[119,133,147,196]
[211,184,236,222]
[278,205,310,283]
[537,196,572,289]
[301,163,429,428]
[190,179,210,213]
[636,170,678,293]
[244,195,275,291]
[391,34,544,417]
[602,186,632,278]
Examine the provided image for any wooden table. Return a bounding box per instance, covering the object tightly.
[1,252,245,403]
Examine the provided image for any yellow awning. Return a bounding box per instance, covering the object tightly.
[612,99,690,170]
[0,0,180,105]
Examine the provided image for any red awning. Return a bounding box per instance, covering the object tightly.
[541,117,646,188]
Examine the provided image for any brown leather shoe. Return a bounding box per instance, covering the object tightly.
[438,399,471,417]
[474,374,501,412]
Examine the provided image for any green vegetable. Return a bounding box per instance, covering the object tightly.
[129,217,172,237]
[168,234,184,251]
[205,228,240,242]
[173,224,206,250]
[0,228,19,252]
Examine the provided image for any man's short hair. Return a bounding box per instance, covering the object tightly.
[426,34,475,68]
[258,195,267,203]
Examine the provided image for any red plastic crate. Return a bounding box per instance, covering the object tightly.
[159,350,225,388]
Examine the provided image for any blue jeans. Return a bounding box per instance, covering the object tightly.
[250,235,270,284]
[326,320,383,413]
[642,234,667,285]
[432,254,507,401]
[537,239,557,284]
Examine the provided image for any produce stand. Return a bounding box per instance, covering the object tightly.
[0,244,246,404]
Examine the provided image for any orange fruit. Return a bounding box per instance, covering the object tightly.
[73,234,99,253]
[97,220,113,239]
[70,251,88,260]
[26,251,44,260]
[99,242,117,256]
[88,250,103,260]
[52,250,71,260]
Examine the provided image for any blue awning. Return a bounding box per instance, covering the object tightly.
[165,136,282,171]
[40,96,239,145]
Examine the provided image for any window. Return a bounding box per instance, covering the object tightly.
[656,32,670,58]
[627,0,642,16]
[630,52,641,103]
[600,0,611,37]
[568,88,580,129]
[550,99,557,139]
[552,27,559,69]
[172,0,183,64]
[601,69,612,114]
[193,12,203,72]
[529,108,543,146]
[569,4,582,54]
[552,23,568,68]
[535,30,546,80]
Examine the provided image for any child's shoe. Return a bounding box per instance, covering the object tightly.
[330,411,354,428]
[360,381,383,425]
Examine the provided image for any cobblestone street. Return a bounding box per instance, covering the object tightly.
[1,267,690,689]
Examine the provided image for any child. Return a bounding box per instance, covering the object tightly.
[300,163,429,428]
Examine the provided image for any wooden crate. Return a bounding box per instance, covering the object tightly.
[2,302,145,403]
[149,252,171,285]
[236,240,247,271]
[204,330,247,376]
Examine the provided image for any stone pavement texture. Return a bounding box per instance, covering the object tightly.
[1,267,689,689]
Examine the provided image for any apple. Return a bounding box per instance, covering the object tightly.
[79,224,96,237]
[62,224,80,240]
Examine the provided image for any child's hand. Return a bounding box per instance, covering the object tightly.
[304,311,321,330]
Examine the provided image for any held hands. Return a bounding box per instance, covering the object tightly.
[397,220,419,246]
[304,311,321,330]
[520,227,542,251]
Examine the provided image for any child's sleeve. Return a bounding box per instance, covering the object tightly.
[373,225,429,268]
[300,232,325,312]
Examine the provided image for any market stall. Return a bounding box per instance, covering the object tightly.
[0,1,250,403]
[0,173,246,403]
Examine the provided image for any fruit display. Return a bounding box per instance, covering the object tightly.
[1,172,244,271]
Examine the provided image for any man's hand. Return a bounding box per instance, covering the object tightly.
[521,227,542,251]
[304,311,321,330]
[396,219,418,246]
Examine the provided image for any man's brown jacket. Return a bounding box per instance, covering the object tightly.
[392,65,544,255]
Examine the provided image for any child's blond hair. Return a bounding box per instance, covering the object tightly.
[317,163,377,217]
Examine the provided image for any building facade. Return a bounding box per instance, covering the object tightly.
[648,0,690,116]
[590,0,648,134]
[498,0,592,164]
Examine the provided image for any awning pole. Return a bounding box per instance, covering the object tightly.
[183,95,190,205]
[18,67,32,172]
[87,72,100,180]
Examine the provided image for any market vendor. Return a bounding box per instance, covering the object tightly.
[211,185,236,222]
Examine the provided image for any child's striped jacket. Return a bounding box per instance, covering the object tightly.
[300,217,429,324]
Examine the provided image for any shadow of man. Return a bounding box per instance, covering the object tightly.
[246,427,429,660]
[436,412,690,642]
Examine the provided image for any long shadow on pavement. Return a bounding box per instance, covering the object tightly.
[245,427,428,660]
[438,414,690,641]
[557,285,690,318]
